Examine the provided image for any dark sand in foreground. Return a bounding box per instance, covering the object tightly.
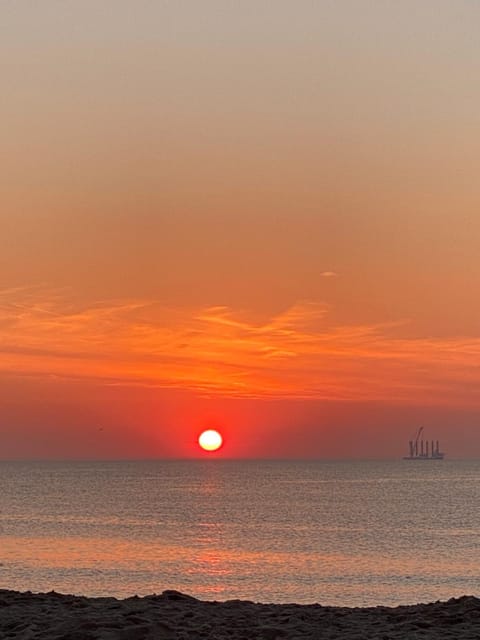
[1,589,480,639]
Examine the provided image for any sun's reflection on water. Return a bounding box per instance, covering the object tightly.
[2,459,480,606]
[2,532,480,604]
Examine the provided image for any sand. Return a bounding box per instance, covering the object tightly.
[1,589,480,639]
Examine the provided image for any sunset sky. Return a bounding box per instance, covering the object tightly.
[2,2,480,458]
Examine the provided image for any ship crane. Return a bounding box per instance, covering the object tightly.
[411,426,423,457]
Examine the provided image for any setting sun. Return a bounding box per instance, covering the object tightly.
[198,429,223,452]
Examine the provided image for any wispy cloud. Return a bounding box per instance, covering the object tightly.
[1,287,480,406]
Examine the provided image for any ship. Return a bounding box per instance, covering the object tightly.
[403,427,444,460]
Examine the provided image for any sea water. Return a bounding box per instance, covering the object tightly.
[1,459,479,606]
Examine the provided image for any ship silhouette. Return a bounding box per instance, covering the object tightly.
[403,427,444,460]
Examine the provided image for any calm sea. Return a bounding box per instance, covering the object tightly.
[1,459,479,607]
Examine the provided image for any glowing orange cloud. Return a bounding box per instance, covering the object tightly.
[2,286,480,408]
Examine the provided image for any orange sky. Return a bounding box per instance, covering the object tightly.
[1,2,480,458]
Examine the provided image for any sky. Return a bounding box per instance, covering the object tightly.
[1,1,480,459]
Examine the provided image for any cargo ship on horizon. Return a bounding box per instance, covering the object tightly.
[403,427,444,460]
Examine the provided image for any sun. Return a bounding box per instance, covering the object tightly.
[198,429,223,452]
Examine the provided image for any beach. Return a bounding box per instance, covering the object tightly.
[1,589,480,639]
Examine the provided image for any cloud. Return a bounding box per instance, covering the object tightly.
[1,287,480,407]
[319,271,338,277]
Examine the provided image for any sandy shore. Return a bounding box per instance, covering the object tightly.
[1,589,479,639]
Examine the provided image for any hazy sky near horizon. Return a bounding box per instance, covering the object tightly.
[2,1,480,458]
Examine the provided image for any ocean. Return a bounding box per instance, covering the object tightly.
[1,459,479,607]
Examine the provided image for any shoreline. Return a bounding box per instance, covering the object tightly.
[1,589,479,639]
